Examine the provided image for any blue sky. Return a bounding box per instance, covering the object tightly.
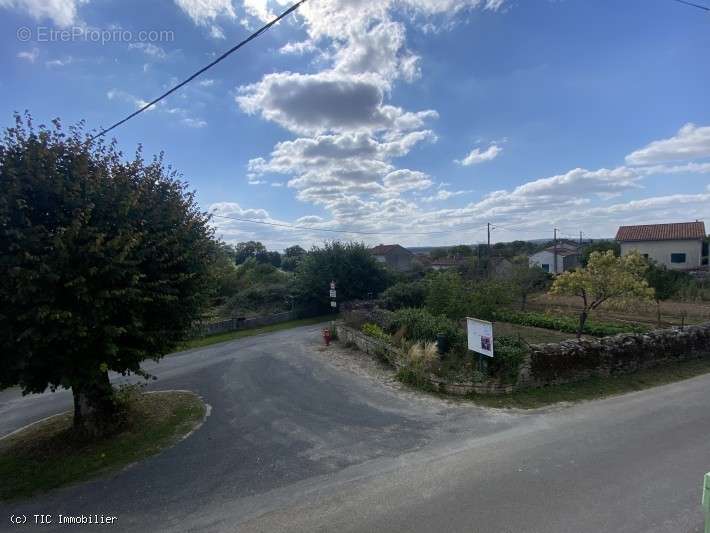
[2,0,709,249]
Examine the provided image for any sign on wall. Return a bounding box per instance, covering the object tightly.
[467,317,494,358]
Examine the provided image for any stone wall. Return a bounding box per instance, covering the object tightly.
[337,322,710,396]
[518,323,710,389]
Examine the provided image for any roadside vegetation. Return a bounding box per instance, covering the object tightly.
[346,245,710,397]
[0,389,205,501]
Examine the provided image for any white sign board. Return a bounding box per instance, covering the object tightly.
[330,281,336,290]
[467,317,494,358]
[329,289,336,298]
[330,301,337,308]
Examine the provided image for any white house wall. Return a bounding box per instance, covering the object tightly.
[529,250,565,274]
[620,240,703,269]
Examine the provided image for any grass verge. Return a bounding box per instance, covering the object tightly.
[467,358,710,409]
[0,391,205,501]
[178,315,337,351]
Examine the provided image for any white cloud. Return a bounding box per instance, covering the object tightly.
[45,55,73,67]
[174,0,236,25]
[422,189,472,202]
[237,71,437,136]
[128,42,167,60]
[279,40,317,55]
[16,47,39,63]
[174,0,238,37]
[198,78,216,87]
[626,123,710,165]
[456,143,502,166]
[181,117,208,128]
[0,0,87,26]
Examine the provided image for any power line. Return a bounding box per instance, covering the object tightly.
[670,0,710,11]
[89,0,308,140]
[211,213,450,236]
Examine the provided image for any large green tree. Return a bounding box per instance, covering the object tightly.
[0,116,215,435]
[294,241,389,311]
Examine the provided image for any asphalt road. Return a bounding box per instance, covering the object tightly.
[1,324,708,532]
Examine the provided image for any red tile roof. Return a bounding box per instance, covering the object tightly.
[370,244,411,255]
[615,222,706,242]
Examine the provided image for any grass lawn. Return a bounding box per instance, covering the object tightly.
[468,358,710,409]
[0,391,205,501]
[178,314,336,351]
[493,321,581,344]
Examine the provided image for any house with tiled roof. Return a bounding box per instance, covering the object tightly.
[615,221,708,270]
[529,242,580,274]
[370,244,415,272]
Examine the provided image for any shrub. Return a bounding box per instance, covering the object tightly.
[397,342,438,389]
[362,322,389,342]
[487,336,528,383]
[390,308,465,351]
[381,281,427,310]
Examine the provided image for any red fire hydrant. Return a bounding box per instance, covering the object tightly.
[322,328,332,346]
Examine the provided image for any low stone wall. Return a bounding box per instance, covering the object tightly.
[338,322,710,396]
[518,323,710,389]
[335,324,514,395]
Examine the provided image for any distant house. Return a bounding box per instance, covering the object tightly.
[616,221,708,270]
[370,244,415,272]
[529,242,580,274]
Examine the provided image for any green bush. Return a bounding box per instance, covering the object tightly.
[493,309,648,337]
[381,281,427,310]
[390,308,465,351]
[361,322,390,342]
[488,336,528,382]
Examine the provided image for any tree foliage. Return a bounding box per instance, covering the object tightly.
[0,115,215,434]
[293,241,389,311]
[381,281,427,310]
[550,250,654,337]
[509,260,550,310]
[644,261,691,325]
[580,240,620,267]
[282,245,306,272]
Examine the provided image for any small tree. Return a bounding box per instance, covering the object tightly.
[0,115,215,435]
[510,260,550,311]
[645,262,687,326]
[550,250,654,338]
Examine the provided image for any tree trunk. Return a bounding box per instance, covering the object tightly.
[71,371,116,437]
[577,310,588,339]
[521,292,527,311]
[656,300,662,328]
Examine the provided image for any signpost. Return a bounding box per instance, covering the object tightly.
[467,317,494,372]
[329,281,337,311]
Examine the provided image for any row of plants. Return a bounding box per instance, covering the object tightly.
[492,309,649,337]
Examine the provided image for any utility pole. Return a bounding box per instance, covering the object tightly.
[553,228,558,274]
[487,222,492,278]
